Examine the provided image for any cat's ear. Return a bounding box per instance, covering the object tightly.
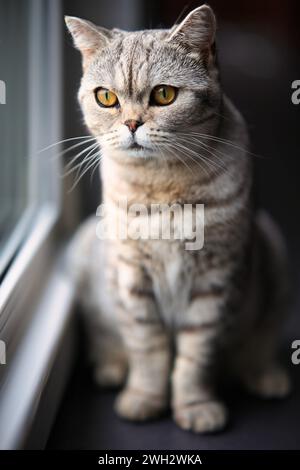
[167,5,216,54]
[65,16,109,68]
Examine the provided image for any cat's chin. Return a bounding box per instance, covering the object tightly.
[126,148,154,158]
[114,146,156,159]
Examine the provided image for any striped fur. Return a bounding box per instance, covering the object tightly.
[66,6,290,433]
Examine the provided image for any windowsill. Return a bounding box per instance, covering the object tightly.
[0,206,34,276]
[0,206,58,357]
[0,247,76,449]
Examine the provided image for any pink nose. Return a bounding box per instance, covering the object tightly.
[124,119,143,133]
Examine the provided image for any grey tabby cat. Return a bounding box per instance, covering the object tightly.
[66,5,291,433]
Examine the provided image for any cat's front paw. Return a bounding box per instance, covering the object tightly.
[115,388,167,421]
[174,400,227,433]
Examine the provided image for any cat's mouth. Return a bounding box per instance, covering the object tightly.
[128,142,146,151]
[118,139,154,155]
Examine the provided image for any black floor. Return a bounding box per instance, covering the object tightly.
[47,347,300,450]
[46,307,300,450]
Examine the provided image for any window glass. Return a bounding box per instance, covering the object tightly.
[0,0,31,273]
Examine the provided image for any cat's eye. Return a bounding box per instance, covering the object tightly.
[95,87,119,108]
[151,85,177,106]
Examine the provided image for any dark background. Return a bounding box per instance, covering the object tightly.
[48,0,300,449]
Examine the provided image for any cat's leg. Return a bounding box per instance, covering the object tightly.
[114,260,171,421]
[172,296,227,433]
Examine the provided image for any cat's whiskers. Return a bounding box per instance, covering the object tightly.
[38,135,93,154]
[90,154,103,182]
[175,137,226,170]
[179,141,225,178]
[170,141,215,178]
[64,141,100,175]
[38,131,118,168]
[156,135,223,178]
[62,139,99,168]
[63,151,100,181]
[148,135,212,175]
[44,136,98,165]
[104,135,120,143]
[158,140,203,175]
[187,136,230,163]
[175,136,228,174]
[178,131,262,159]
[68,149,103,192]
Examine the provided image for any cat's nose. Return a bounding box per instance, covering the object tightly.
[124,119,143,133]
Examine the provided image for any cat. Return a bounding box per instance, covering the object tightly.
[65,5,291,433]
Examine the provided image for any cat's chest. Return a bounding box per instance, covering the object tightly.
[144,240,196,325]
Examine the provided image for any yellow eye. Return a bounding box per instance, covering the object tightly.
[95,88,119,107]
[151,85,177,106]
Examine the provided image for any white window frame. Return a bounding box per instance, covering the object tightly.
[0,0,61,353]
[0,0,75,450]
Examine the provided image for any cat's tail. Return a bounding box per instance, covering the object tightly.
[235,210,291,398]
[256,209,290,312]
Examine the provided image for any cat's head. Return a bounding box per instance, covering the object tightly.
[65,5,221,160]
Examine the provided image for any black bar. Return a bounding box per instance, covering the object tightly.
[0,450,299,467]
